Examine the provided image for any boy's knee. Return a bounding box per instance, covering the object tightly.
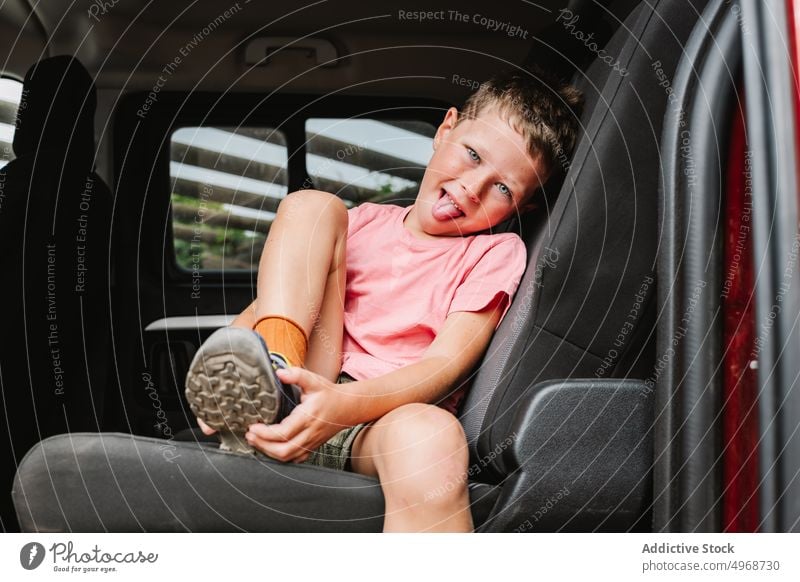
[383,403,467,459]
[278,190,348,236]
[283,190,347,220]
[378,404,469,505]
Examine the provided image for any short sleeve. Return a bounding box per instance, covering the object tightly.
[448,235,527,326]
[347,202,378,237]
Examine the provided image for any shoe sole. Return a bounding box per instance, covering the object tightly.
[185,327,280,454]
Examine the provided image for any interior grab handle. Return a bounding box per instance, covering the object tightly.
[244,37,338,67]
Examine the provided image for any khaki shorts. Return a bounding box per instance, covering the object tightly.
[303,373,367,471]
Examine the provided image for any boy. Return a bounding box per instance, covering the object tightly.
[185,71,582,532]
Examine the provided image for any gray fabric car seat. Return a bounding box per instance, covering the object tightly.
[459,0,708,529]
[0,56,111,531]
[13,0,710,532]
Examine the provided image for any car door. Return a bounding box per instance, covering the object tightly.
[653,0,800,533]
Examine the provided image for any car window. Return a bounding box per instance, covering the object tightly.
[305,118,434,206]
[0,77,23,169]
[170,118,436,273]
[169,126,288,271]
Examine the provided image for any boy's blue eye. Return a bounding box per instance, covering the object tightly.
[497,183,512,197]
[467,147,480,161]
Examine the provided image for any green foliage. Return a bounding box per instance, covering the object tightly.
[174,237,195,269]
[171,192,265,270]
[171,192,224,210]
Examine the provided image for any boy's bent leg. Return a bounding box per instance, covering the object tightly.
[188,191,347,448]
[255,190,347,343]
[230,299,258,328]
[229,190,346,381]
[350,403,473,533]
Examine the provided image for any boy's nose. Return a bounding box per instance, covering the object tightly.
[461,173,488,204]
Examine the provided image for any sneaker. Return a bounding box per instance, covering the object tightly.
[184,327,302,454]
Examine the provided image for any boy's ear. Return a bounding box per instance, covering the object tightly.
[520,199,538,213]
[433,107,459,150]
[519,187,544,214]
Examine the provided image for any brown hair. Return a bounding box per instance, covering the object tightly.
[459,70,583,178]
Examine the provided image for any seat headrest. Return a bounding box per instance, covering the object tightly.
[13,56,97,159]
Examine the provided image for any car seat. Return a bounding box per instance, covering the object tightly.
[0,56,111,531]
[13,0,709,532]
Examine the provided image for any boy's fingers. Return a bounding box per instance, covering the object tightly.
[292,454,310,464]
[246,422,285,442]
[249,437,291,461]
[276,366,319,392]
[248,414,305,442]
[197,418,217,435]
[275,366,301,384]
[247,429,313,462]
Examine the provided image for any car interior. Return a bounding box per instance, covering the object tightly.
[2,0,798,533]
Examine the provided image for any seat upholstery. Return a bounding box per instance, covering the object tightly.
[0,56,111,531]
[461,0,709,482]
[13,433,500,532]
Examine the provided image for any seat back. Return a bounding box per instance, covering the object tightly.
[0,56,111,530]
[461,0,709,479]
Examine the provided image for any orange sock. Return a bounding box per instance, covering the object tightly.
[253,315,308,368]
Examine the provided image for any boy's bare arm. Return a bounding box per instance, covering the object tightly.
[344,296,505,421]
[246,295,505,462]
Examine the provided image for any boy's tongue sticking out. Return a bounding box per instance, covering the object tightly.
[432,190,464,221]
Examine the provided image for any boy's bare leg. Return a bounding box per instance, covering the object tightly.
[351,403,473,532]
[230,190,346,381]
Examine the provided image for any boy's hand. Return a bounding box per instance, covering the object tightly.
[243,367,358,463]
[197,418,217,435]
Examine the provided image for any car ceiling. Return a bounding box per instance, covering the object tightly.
[0,0,638,99]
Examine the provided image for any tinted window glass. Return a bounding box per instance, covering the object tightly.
[170,126,288,270]
[170,118,436,273]
[305,118,434,206]
[0,77,23,169]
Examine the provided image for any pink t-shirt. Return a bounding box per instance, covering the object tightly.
[340,203,527,414]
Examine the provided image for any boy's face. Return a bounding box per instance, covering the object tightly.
[409,106,546,237]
